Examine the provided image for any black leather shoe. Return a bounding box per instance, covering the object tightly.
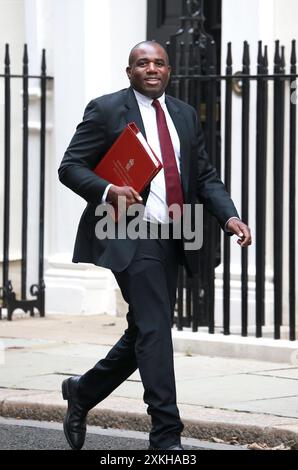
[148,444,184,450]
[62,376,88,450]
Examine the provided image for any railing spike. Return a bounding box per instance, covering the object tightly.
[274,40,281,65]
[5,43,10,66]
[226,42,232,67]
[41,48,46,74]
[243,40,250,67]
[264,45,268,68]
[23,44,28,77]
[257,40,263,67]
[290,39,296,66]
[23,44,28,65]
[281,45,285,69]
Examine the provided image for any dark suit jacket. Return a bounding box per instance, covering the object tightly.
[58,87,239,275]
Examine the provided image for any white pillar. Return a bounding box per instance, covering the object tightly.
[42,0,147,314]
[0,0,26,282]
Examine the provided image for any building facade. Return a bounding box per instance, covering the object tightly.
[0,0,297,337]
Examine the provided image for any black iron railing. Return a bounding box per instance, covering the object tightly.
[0,44,53,320]
[167,18,297,340]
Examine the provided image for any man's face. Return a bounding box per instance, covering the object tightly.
[126,44,171,99]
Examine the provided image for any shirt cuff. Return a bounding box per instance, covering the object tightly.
[224,216,240,233]
[101,184,113,203]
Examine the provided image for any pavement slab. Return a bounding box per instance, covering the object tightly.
[1,314,298,449]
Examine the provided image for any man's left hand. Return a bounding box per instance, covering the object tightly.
[226,219,252,247]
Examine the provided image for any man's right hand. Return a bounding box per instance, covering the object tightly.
[106,185,143,209]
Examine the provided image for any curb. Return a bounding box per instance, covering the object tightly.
[1,398,297,450]
[172,331,298,364]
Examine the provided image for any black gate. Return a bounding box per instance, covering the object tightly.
[165,2,297,340]
[0,45,53,320]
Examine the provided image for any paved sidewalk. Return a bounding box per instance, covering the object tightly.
[0,314,298,449]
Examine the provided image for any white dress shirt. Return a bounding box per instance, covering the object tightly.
[133,89,181,223]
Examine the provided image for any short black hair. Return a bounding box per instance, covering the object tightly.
[128,41,169,66]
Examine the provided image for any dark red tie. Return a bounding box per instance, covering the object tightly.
[152,99,183,220]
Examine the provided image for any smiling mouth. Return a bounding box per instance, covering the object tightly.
[144,78,161,84]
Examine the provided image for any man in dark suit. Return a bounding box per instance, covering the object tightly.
[58,41,251,451]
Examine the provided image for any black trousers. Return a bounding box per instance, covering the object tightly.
[77,232,184,449]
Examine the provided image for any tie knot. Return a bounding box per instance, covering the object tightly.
[152,99,161,110]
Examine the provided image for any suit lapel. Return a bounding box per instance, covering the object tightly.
[124,88,150,200]
[165,96,190,197]
[124,87,147,139]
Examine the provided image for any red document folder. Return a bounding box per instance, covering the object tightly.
[94,122,163,194]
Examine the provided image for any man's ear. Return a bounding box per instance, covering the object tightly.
[168,65,171,76]
[126,66,131,80]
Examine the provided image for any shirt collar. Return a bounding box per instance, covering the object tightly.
[133,88,165,108]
